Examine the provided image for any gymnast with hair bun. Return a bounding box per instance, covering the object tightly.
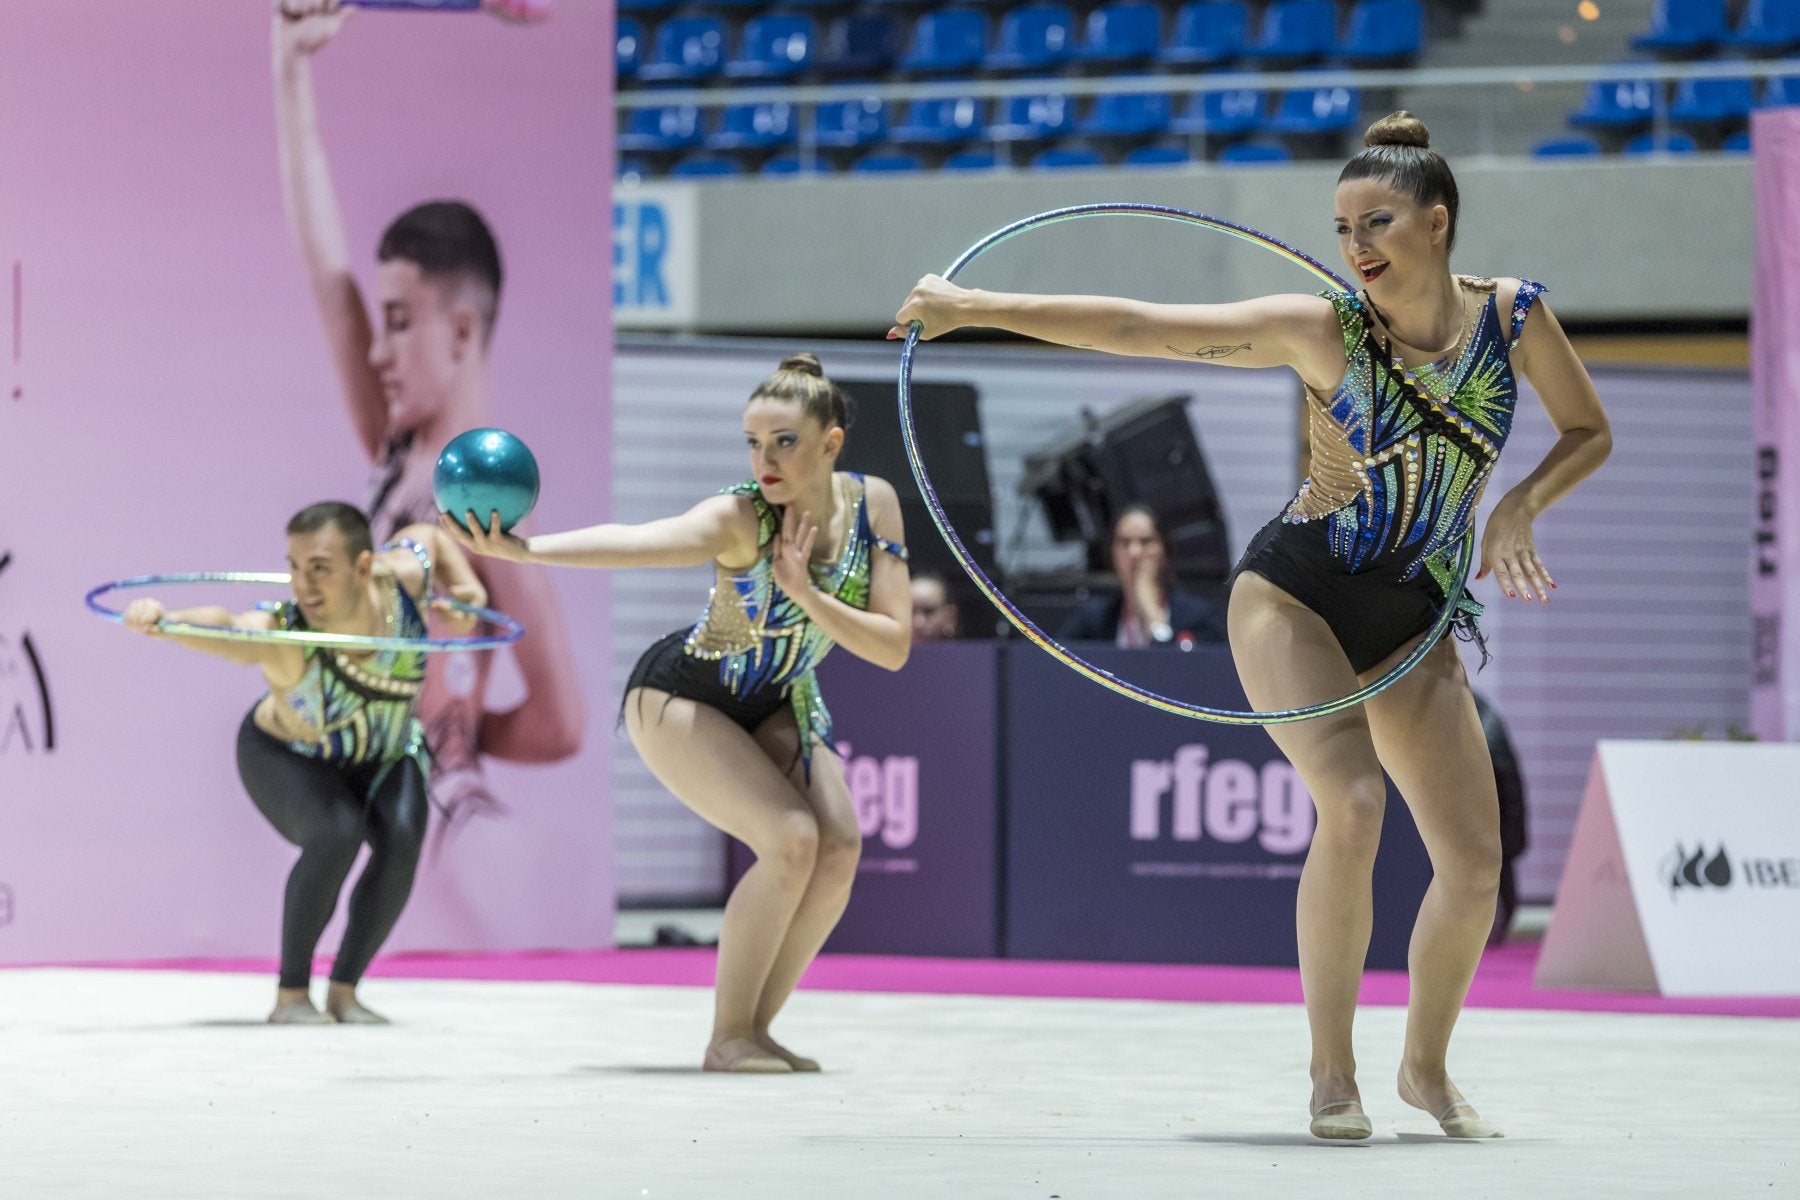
[443,353,912,1074]
[121,504,485,1025]
[895,112,1611,1139]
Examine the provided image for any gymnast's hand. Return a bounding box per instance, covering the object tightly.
[889,275,975,342]
[772,506,819,598]
[274,0,351,58]
[1477,492,1553,604]
[439,510,532,564]
[430,581,489,635]
[123,599,168,635]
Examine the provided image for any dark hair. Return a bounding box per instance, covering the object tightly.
[1338,111,1460,255]
[377,200,504,343]
[286,501,373,561]
[1112,502,1166,542]
[747,352,853,436]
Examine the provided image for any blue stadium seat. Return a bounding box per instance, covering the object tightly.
[987,5,1077,72]
[1568,74,1660,130]
[1262,81,1361,135]
[1240,0,1337,65]
[989,94,1077,141]
[815,99,891,149]
[761,155,832,176]
[1530,135,1601,157]
[1169,88,1264,136]
[1031,147,1106,170]
[1729,0,1800,55]
[636,18,727,84]
[943,149,1002,171]
[1668,77,1756,129]
[1722,129,1752,152]
[1077,90,1173,137]
[1159,2,1249,68]
[724,15,815,80]
[669,156,746,178]
[899,10,989,74]
[890,96,988,146]
[1334,0,1424,66]
[706,103,798,152]
[853,152,926,173]
[1623,131,1700,154]
[1218,141,1293,164]
[816,15,902,77]
[617,105,706,154]
[1073,2,1162,67]
[617,18,643,84]
[1631,0,1729,55]
[1763,75,1800,108]
[1125,144,1192,167]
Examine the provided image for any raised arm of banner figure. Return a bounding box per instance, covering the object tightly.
[271,0,586,779]
[120,504,484,1027]
[447,353,912,1075]
[899,111,1610,1142]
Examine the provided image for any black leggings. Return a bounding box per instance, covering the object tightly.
[236,713,430,990]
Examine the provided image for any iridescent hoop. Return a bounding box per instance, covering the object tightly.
[898,202,1474,725]
[85,572,524,652]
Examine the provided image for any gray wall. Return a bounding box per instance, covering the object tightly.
[620,157,1751,334]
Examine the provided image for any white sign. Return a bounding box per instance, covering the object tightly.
[1537,741,1800,996]
[612,183,698,328]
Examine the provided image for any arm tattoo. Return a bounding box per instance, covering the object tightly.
[1167,342,1252,361]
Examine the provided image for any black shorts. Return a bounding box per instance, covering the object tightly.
[622,628,790,736]
[1229,516,1449,675]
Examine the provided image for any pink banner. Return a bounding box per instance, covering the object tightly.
[1750,108,1800,741]
[0,1,614,960]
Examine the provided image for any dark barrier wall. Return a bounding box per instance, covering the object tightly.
[1004,646,1431,969]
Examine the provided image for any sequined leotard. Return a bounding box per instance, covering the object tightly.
[1231,276,1545,673]
[625,473,908,775]
[255,537,433,786]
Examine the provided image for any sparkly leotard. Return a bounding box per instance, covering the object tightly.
[625,473,908,775]
[1231,276,1545,672]
[256,537,433,783]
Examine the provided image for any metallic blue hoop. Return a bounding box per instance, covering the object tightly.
[898,203,1475,725]
[86,572,524,652]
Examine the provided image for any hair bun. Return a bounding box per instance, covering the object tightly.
[778,352,824,377]
[1363,111,1431,150]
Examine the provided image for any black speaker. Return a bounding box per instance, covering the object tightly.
[835,378,1000,595]
[1020,395,1232,586]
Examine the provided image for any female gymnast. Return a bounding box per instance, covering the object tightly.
[894,113,1611,1138]
[445,353,911,1073]
[122,503,486,1024]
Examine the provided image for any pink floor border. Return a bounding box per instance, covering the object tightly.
[22,940,1799,1019]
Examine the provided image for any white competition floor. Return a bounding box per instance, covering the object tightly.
[0,968,1793,1199]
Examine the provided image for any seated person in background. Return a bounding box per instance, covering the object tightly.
[1474,691,1529,945]
[910,569,960,642]
[1059,504,1226,647]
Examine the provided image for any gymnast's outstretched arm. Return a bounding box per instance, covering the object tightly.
[440,494,764,572]
[271,0,387,463]
[120,602,303,678]
[891,275,1348,378]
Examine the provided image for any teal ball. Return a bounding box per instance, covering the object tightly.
[434,428,541,534]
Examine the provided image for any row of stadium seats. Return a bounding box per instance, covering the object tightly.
[1631,0,1800,58]
[1566,71,1799,137]
[620,140,1299,178]
[1533,130,1753,156]
[620,84,1359,156]
[618,0,1425,85]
